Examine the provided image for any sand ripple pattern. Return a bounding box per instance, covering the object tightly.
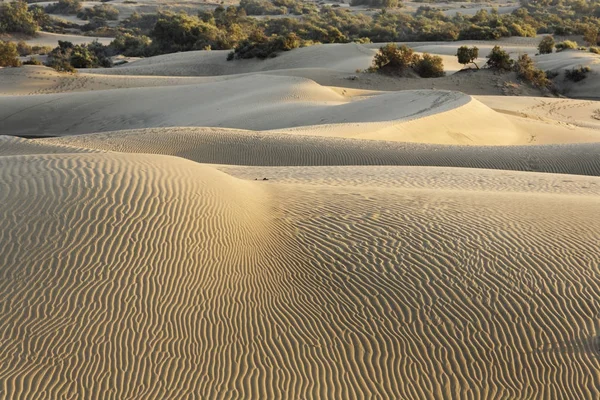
[41,127,600,177]
[0,152,598,398]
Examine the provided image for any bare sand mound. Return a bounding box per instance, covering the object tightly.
[89,43,375,76]
[38,127,600,176]
[0,152,598,398]
[0,75,531,144]
[0,66,215,95]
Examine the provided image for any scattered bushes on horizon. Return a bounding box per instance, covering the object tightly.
[0,41,22,67]
[555,40,578,52]
[370,43,444,78]
[350,0,400,8]
[537,35,554,54]
[564,65,591,82]
[44,0,82,15]
[456,45,479,69]
[229,32,304,59]
[77,4,119,21]
[486,45,513,71]
[0,1,39,35]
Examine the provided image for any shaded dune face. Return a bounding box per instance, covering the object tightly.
[0,153,599,398]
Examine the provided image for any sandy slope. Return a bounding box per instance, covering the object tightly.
[0,75,537,144]
[0,146,598,398]
[535,50,600,99]
[32,127,600,176]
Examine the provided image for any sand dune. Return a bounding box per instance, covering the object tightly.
[535,50,600,99]
[0,75,537,144]
[33,127,600,176]
[14,31,114,48]
[0,150,598,398]
[89,43,376,76]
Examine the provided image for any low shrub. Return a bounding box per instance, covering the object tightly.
[564,66,591,82]
[537,35,554,54]
[0,41,22,67]
[513,54,550,88]
[413,53,445,78]
[486,45,513,71]
[555,40,578,52]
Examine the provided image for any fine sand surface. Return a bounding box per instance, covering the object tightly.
[0,143,598,398]
[1,38,600,399]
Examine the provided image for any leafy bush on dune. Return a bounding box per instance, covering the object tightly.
[350,0,400,8]
[513,53,550,88]
[45,40,112,72]
[537,35,554,54]
[229,32,303,59]
[370,43,444,78]
[456,45,479,69]
[486,45,513,71]
[564,66,592,82]
[413,53,445,77]
[555,40,578,52]
[590,47,600,54]
[109,34,153,57]
[0,41,22,67]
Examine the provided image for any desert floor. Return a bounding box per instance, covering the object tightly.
[0,38,599,399]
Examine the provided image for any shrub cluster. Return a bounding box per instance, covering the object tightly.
[0,1,38,35]
[0,41,22,67]
[77,4,119,21]
[486,45,513,70]
[513,53,550,88]
[371,43,444,77]
[228,32,303,59]
[555,40,578,52]
[45,0,82,15]
[537,35,554,54]
[350,0,400,8]
[46,40,111,72]
[564,66,592,82]
[456,45,479,69]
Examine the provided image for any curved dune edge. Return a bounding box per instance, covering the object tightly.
[0,75,530,145]
[0,152,598,398]
[34,127,600,177]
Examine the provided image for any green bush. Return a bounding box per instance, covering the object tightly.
[45,40,112,72]
[229,32,302,60]
[555,40,578,51]
[486,45,513,71]
[78,4,119,21]
[537,35,554,54]
[413,53,445,77]
[372,43,418,74]
[23,57,42,65]
[514,54,549,88]
[564,66,591,82]
[456,45,479,69]
[0,1,39,35]
[109,34,153,57]
[0,41,22,67]
[350,0,399,8]
[45,0,82,15]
